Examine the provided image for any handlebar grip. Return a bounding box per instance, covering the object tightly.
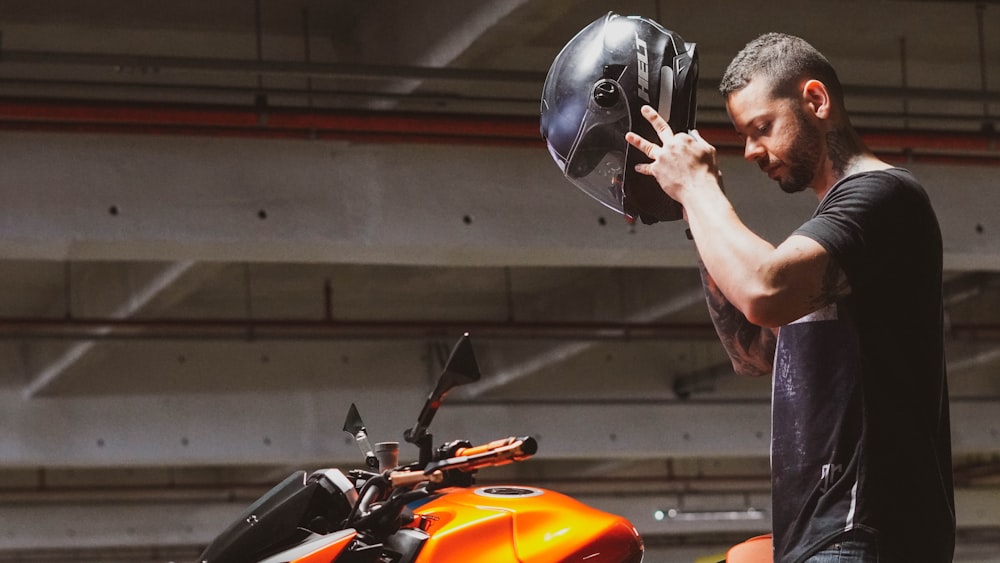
[389,469,443,488]
[455,437,525,458]
[426,436,538,474]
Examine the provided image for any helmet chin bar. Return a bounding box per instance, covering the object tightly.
[617,65,685,225]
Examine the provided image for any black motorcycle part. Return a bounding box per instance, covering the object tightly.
[348,488,427,539]
[383,528,430,563]
[347,528,429,563]
[404,333,481,446]
[197,470,355,563]
[338,542,384,563]
[430,439,476,490]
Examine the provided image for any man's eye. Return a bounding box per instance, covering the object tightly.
[756,122,770,135]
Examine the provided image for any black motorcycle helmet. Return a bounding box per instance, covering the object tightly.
[540,12,698,224]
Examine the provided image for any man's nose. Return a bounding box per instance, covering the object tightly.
[744,138,766,162]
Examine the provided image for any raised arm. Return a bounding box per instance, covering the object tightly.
[699,262,777,378]
[625,106,848,328]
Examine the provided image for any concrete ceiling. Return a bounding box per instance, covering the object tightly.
[1,1,999,561]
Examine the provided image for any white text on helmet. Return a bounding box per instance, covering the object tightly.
[636,36,650,103]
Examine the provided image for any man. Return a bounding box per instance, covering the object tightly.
[625,33,955,562]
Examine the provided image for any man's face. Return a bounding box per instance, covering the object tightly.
[726,78,823,194]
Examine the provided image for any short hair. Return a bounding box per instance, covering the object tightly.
[719,33,844,105]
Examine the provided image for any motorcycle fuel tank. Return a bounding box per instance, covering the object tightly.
[406,485,643,563]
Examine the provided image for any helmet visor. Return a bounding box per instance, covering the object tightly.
[545,81,632,215]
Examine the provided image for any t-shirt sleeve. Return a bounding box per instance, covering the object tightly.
[792,172,911,285]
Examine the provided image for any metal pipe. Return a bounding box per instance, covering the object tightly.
[0,316,721,342]
[0,98,997,166]
[977,3,992,121]
[4,49,1000,104]
[0,50,545,84]
[0,316,995,342]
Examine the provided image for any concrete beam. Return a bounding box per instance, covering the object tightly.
[1,390,997,468]
[0,132,997,270]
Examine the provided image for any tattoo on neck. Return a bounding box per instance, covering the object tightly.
[826,127,860,178]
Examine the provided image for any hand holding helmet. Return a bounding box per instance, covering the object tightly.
[626,105,722,211]
[539,12,698,224]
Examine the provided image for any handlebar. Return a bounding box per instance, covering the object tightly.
[346,436,538,536]
[424,436,537,474]
[363,436,536,492]
[389,469,443,488]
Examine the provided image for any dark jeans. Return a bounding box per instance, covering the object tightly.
[802,531,879,563]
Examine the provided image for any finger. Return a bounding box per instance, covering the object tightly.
[641,105,674,141]
[624,131,656,157]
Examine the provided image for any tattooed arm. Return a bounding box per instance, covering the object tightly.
[699,262,777,377]
[697,243,849,377]
[624,105,854,328]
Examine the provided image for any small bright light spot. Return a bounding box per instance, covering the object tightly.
[544,527,571,542]
[654,507,764,522]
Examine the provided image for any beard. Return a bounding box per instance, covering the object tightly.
[776,105,823,194]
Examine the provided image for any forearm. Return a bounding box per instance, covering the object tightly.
[624,116,783,316]
[698,260,776,378]
[624,107,834,328]
[683,183,779,319]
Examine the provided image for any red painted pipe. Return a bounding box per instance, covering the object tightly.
[0,97,997,165]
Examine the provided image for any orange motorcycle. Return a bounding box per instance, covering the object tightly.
[196,334,768,563]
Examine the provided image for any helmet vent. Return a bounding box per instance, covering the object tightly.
[593,80,621,108]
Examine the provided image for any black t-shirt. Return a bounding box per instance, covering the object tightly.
[771,168,955,563]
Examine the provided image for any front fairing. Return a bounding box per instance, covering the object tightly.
[197,469,357,563]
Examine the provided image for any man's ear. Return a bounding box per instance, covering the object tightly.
[802,79,831,119]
